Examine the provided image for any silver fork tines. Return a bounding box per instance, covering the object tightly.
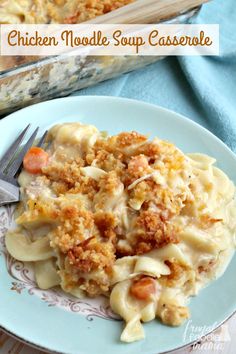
[0,126,47,207]
[37,130,48,148]
[6,127,39,178]
[0,124,31,173]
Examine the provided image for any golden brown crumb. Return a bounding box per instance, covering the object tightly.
[51,181,69,195]
[116,131,147,148]
[87,150,125,174]
[43,160,83,187]
[139,142,161,159]
[98,170,122,195]
[69,178,99,200]
[127,154,149,179]
[67,236,115,273]
[94,211,117,240]
[133,210,179,254]
[79,278,110,297]
[43,157,99,198]
[51,206,95,253]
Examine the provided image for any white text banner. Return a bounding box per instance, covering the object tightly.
[0,24,219,56]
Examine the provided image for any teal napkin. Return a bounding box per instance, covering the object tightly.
[72,0,236,152]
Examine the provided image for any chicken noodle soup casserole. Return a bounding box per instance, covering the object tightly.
[6,122,236,343]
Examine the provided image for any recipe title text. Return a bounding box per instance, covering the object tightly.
[0,24,219,56]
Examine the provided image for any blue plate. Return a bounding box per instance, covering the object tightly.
[0,96,236,354]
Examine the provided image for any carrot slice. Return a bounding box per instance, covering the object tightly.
[130,276,156,301]
[23,147,49,174]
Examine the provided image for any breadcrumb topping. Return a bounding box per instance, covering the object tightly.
[115,131,147,148]
[20,122,193,296]
[134,210,180,255]
[67,236,115,273]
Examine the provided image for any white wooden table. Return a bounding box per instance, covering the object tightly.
[0,313,235,354]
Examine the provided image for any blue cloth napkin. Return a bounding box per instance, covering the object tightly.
[72,0,236,152]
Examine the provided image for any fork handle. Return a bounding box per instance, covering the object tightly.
[0,179,19,207]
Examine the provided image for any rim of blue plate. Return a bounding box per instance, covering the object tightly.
[1,309,236,354]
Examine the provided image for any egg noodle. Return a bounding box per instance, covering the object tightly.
[6,122,236,342]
